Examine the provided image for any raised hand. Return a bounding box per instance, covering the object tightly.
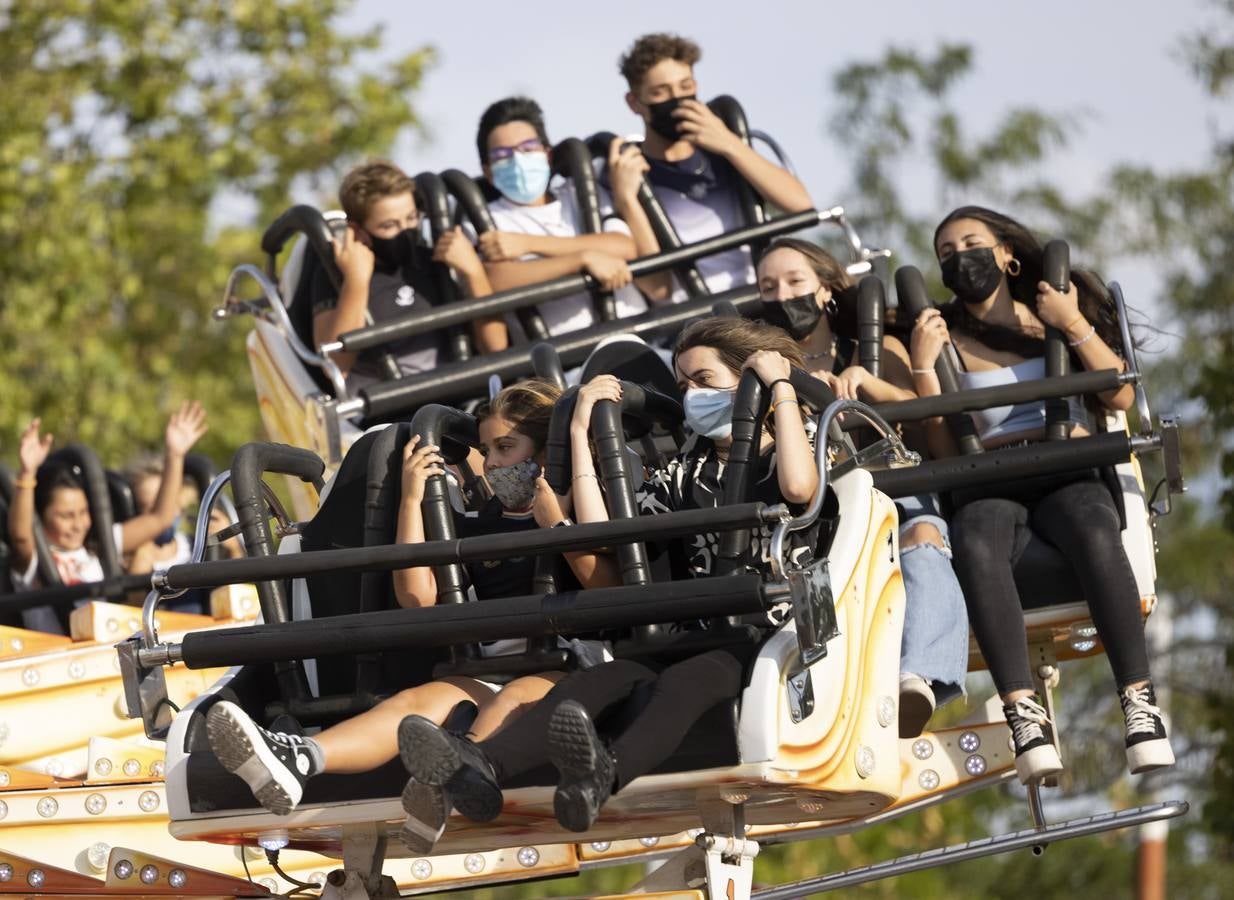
[17,418,53,476]
[333,223,376,283]
[673,99,740,156]
[164,401,208,458]
[572,374,623,430]
[607,137,650,207]
[401,435,446,504]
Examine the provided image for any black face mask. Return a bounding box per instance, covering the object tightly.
[646,95,695,142]
[940,247,1005,304]
[761,293,825,341]
[367,227,419,270]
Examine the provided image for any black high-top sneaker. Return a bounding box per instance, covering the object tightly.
[207,700,320,815]
[1002,695,1064,784]
[397,715,503,823]
[547,700,617,833]
[1120,683,1175,774]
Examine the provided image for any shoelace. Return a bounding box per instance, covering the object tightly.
[1008,697,1052,747]
[265,729,313,774]
[1121,687,1164,737]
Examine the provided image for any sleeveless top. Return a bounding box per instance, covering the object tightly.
[958,358,1091,443]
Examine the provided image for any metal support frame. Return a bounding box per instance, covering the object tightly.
[320,824,398,899]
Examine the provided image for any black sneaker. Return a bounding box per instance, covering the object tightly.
[207,700,317,815]
[397,715,503,823]
[400,780,450,854]
[1120,684,1175,774]
[547,700,616,833]
[1002,696,1064,784]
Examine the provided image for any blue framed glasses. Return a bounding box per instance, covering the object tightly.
[488,138,547,164]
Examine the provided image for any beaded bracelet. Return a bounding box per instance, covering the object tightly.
[772,397,800,413]
[1068,325,1097,347]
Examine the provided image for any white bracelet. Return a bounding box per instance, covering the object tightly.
[911,368,937,376]
[1068,325,1097,347]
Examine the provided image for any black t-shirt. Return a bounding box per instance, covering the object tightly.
[309,245,448,383]
[643,148,738,203]
[453,498,581,600]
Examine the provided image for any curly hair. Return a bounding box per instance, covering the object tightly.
[473,379,562,451]
[338,160,416,224]
[619,33,701,89]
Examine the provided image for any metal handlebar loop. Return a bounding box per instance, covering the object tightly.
[218,263,350,399]
[1108,281,1152,435]
[769,400,920,581]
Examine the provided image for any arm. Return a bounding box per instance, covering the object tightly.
[675,100,813,213]
[120,402,208,552]
[393,437,444,608]
[483,249,633,296]
[312,225,376,377]
[434,226,508,353]
[1036,280,1134,411]
[606,138,674,305]
[480,229,636,261]
[531,477,620,589]
[909,309,962,460]
[8,418,53,572]
[745,353,819,505]
[835,335,919,403]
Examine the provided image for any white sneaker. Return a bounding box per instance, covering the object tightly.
[1002,695,1064,784]
[1120,684,1175,774]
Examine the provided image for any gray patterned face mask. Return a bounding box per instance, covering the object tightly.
[486,458,540,511]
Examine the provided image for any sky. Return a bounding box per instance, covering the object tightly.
[337,0,1230,248]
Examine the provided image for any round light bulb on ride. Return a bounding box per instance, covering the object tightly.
[0,863,12,882]
[517,847,540,867]
[169,869,187,888]
[36,796,58,818]
[140,865,159,884]
[114,859,134,879]
[85,792,107,814]
[911,738,933,760]
[122,758,141,776]
[590,841,611,852]
[138,790,160,812]
[27,869,45,887]
[464,854,485,874]
[965,754,988,776]
[918,769,940,791]
[958,731,981,753]
[411,859,432,880]
[87,842,111,872]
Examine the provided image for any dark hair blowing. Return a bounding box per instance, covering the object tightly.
[933,205,1125,359]
[476,97,551,167]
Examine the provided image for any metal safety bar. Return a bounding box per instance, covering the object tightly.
[769,399,920,579]
[1109,281,1153,436]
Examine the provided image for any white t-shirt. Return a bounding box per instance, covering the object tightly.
[487,185,649,336]
[13,522,125,591]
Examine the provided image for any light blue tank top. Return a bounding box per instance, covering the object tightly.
[958,358,1091,443]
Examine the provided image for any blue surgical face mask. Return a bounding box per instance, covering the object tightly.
[490,151,552,205]
[683,387,736,441]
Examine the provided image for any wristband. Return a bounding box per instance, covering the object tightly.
[772,397,799,413]
[573,472,598,481]
[911,368,937,376]
[13,477,36,490]
[1068,325,1097,347]
[767,377,794,394]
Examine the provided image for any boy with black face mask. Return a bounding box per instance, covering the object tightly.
[612,34,813,302]
[310,161,501,389]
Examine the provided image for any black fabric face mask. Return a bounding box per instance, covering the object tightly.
[367,228,419,270]
[761,293,825,341]
[646,95,695,142]
[940,247,1005,304]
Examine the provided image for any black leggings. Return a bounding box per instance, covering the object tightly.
[950,478,1150,695]
[480,649,745,790]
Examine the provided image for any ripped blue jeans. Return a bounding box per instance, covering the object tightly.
[896,494,970,707]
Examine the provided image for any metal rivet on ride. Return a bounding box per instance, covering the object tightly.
[114,859,134,879]
[87,842,110,872]
[27,869,45,887]
[639,836,659,847]
[877,695,896,728]
[94,758,113,776]
[411,860,432,880]
[517,847,540,868]
[150,760,165,778]
[855,745,876,778]
[21,667,39,687]
[958,731,981,753]
[918,769,940,791]
[138,790,160,812]
[589,841,611,852]
[911,738,933,760]
[168,869,187,888]
[463,854,485,874]
[37,796,58,817]
[965,754,988,776]
[0,863,10,882]
[85,793,107,815]
[68,660,86,680]
[123,758,141,776]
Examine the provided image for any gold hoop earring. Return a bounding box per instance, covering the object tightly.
[1006,257,1022,277]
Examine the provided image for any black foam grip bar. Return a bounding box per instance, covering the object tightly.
[1042,239,1073,441]
[179,574,770,668]
[531,343,569,391]
[894,266,984,455]
[416,171,472,363]
[409,405,479,607]
[337,209,820,354]
[0,574,151,614]
[358,286,762,420]
[872,431,1133,498]
[554,137,617,322]
[857,275,884,380]
[261,204,341,290]
[545,387,580,495]
[360,424,409,615]
[716,370,767,576]
[48,444,122,580]
[591,397,651,591]
[868,369,1125,425]
[162,502,772,591]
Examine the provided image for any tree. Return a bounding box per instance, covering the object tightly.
[0,0,433,472]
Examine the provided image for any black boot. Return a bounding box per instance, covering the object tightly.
[397,715,503,823]
[547,700,617,833]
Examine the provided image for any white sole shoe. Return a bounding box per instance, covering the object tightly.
[1127,737,1175,775]
[207,701,304,815]
[1014,743,1064,785]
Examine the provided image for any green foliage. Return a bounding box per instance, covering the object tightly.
[0,0,432,471]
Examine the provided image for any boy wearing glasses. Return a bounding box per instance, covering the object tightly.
[613,33,813,301]
[472,97,672,340]
[311,160,502,388]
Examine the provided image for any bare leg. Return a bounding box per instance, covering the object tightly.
[470,671,565,740]
[316,677,494,773]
